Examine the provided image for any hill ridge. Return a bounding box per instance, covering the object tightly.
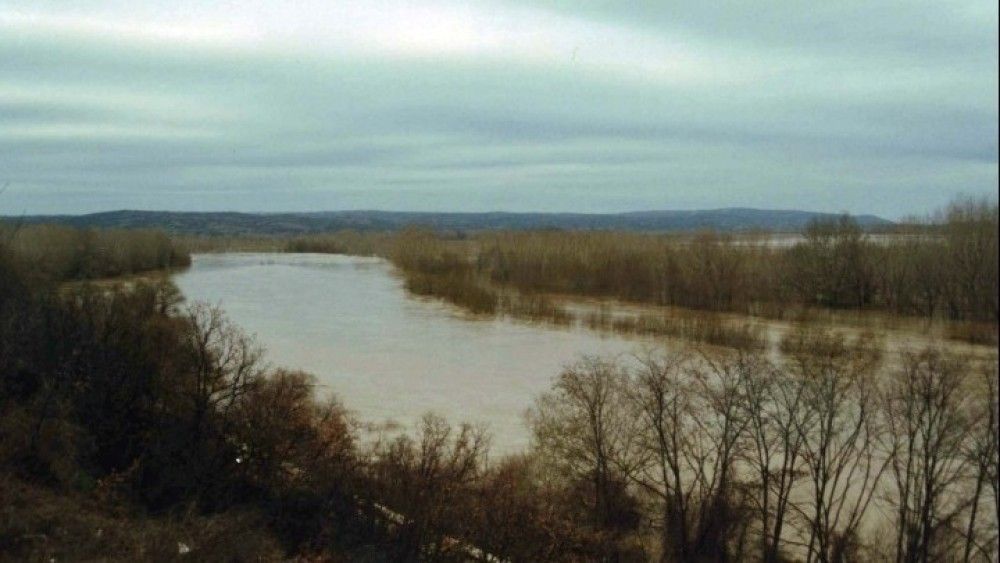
[9,208,893,235]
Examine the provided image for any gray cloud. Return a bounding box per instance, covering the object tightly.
[0,0,996,217]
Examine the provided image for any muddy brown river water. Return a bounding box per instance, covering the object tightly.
[173,253,654,452]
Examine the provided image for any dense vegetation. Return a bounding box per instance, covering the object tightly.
[2,223,190,283]
[2,212,998,561]
[384,199,996,322]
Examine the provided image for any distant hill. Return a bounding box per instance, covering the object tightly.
[8,208,893,235]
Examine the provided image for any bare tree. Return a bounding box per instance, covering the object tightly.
[528,356,644,531]
[961,361,999,562]
[369,413,490,560]
[688,350,756,561]
[627,347,758,562]
[628,349,694,561]
[181,302,264,426]
[177,302,265,494]
[883,349,976,563]
[738,351,807,562]
[781,328,886,563]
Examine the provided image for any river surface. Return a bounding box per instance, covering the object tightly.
[173,253,650,452]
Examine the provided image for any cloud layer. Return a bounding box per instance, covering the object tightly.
[1,0,997,216]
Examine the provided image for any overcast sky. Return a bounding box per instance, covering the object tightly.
[1,1,997,217]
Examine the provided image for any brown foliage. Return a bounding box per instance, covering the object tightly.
[363,197,998,333]
[3,223,190,283]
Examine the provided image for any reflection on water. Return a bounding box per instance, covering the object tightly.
[174,253,649,452]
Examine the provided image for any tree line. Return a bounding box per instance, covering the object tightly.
[379,198,997,329]
[2,223,191,283]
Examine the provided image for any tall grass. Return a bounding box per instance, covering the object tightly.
[404,270,499,315]
[500,292,573,325]
[582,307,767,349]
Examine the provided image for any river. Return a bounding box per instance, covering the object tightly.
[173,253,650,452]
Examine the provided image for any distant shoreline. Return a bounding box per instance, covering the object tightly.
[7,207,894,236]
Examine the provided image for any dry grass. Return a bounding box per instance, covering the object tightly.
[404,270,499,315]
[499,291,572,325]
[583,307,767,350]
